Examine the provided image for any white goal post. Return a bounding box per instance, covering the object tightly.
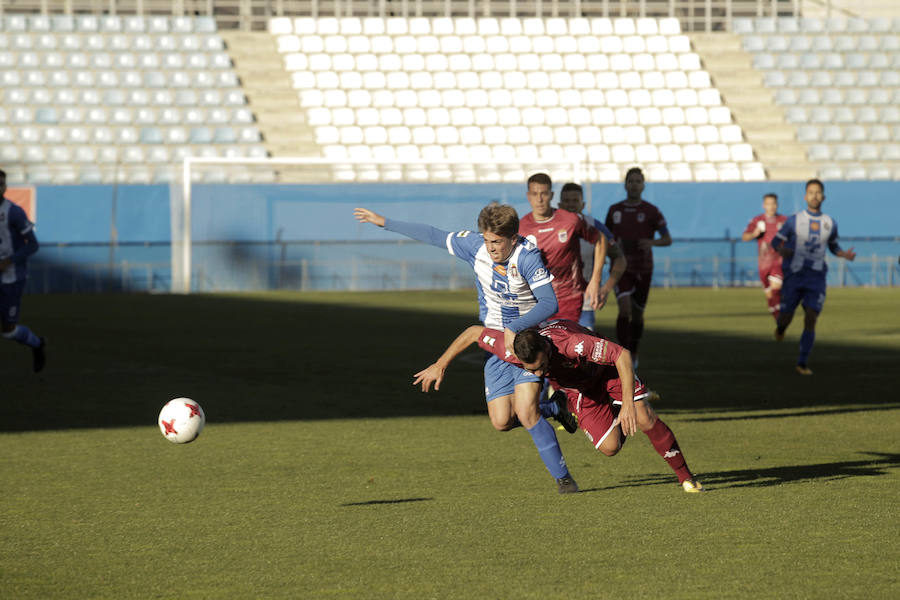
[174,156,593,293]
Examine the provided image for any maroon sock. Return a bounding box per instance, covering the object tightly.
[616,316,631,351]
[644,419,693,483]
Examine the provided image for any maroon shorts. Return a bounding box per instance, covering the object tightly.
[759,263,783,289]
[552,293,584,322]
[614,271,652,311]
[562,377,650,451]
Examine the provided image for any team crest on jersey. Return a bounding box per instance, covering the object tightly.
[810,221,820,232]
[612,211,622,224]
[557,230,568,243]
[509,264,518,278]
[591,339,608,362]
[533,267,548,281]
[493,264,507,276]
[637,213,645,223]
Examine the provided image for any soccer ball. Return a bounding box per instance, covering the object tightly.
[158,398,205,444]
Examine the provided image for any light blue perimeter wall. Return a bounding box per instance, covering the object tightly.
[29,181,899,292]
[35,181,899,243]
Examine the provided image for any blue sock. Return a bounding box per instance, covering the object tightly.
[8,325,41,348]
[538,380,557,418]
[526,417,569,479]
[578,309,595,331]
[799,329,815,365]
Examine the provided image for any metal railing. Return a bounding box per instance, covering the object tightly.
[0,1,854,32]
[26,236,900,293]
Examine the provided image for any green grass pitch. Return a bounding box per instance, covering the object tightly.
[1,288,898,599]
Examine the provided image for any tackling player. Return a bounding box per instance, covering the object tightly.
[354,203,579,493]
[0,169,46,372]
[742,193,788,321]
[413,320,704,493]
[604,167,671,365]
[771,179,856,375]
[518,173,607,323]
[557,182,627,330]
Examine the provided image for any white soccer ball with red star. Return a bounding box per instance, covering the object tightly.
[158,398,205,444]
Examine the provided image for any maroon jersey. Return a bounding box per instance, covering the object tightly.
[743,213,787,270]
[519,209,602,302]
[477,320,626,402]
[605,200,667,273]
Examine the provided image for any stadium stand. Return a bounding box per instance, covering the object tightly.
[0,14,266,183]
[733,16,900,180]
[261,16,764,182]
[2,1,900,183]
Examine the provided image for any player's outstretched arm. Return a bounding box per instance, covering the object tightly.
[598,242,626,309]
[353,207,386,227]
[836,247,856,261]
[615,350,638,436]
[413,325,483,392]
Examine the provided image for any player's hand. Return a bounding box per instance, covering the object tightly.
[503,327,516,357]
[353,207,386,227]
[585,279,601,310]
[842,247,856,261]
[596,284,612,310]
[412,363,445,392]
[618,401,638,437]
[778,246,794,258]
[637,238,654,251]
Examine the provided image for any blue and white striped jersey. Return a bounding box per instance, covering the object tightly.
[0,198,35,284]
[446,230,553,330]
[773,210,841,276]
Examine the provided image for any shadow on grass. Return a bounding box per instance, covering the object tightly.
[1,291,898,433]
[341,498,434,507]
[580,452,900,493]
[681,404,900,422]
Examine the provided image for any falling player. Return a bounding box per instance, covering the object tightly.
[771,179,856,375]
[604,167,671,366]
[354,203,579,493]
[742,193,788,321]
[413,320,704,493]
[557,182,627,331]
[518,173,607,322]
[0,169,46,372]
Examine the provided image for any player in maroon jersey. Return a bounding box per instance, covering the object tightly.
[604,167,671,365]
[519,173,608,322]
[413,320,704,493]
[742,193,788,321]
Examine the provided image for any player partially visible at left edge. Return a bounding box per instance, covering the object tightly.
[0,168,46,372]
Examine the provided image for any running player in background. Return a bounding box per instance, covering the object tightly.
[414,320,704,493]
[604,167,671,366]
[558,182,627,331]
[771,179,856,376]
[353,203,579,493]
[742,193,788,321]
[518,173,606,323]
[0,169,46,372]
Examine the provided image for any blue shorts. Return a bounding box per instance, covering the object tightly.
[484,354,541,402]
[0,280,26,325]
[780,271,826,314]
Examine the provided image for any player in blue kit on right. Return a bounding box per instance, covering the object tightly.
[354,203,579,493]
[0,168,46,372]
[771,179,856,375]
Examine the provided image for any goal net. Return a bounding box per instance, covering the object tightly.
[170,157,592,293]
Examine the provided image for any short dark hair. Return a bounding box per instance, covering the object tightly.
[513,329,547,364]
[560,182,583,195]
[764,193,778,202]
[527,172,552,188]
[0,168,5,180]
[477,202,519,238]
[806,178,824,192]
[625,167,644,181]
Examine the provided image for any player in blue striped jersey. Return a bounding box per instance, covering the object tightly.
[771,179,856,375]
[0,169,46,372]
[354,203,579,493]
